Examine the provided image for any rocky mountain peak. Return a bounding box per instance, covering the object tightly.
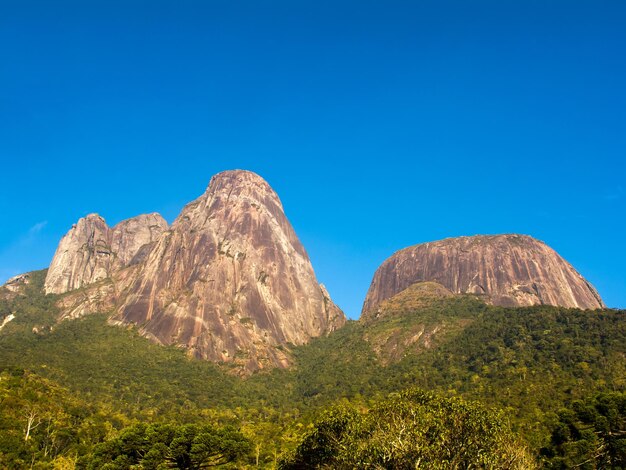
[362,234,604,315]
[2,273,31,295]
[205,170,284,211]
[110,213,169,267]
[47,170,345,372]
[44,213,168,295]
[173,170,302,254]
[114,170,344,370]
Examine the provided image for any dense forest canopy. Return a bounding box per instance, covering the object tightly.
[0,271,624,468]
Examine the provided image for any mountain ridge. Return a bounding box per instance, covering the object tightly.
[41,170,345,372]
[362,234,604,316]
[44,212,168,294]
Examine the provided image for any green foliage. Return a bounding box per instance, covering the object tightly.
[0,270,57,333]
[84,423,251,469]
[542,391,626,468]
[379,305,626,449]
[0,368,124,468]
[260,297,626,453]
[280,388,536,469]
[0,272,243,420]
[1,272,624,467]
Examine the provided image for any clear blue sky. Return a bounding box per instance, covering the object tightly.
[1,0,624,318]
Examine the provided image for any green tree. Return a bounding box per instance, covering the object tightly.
[84,422,252,469]
[543,391,626,468]
[281,388,536,469]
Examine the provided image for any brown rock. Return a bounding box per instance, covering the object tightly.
[110,214,169,268]
[3,273,31,293]
[1,272,31,301]
[49,170,345,371]
[115,170,345,371]
[44,213,167,294]
[362,234,604,315]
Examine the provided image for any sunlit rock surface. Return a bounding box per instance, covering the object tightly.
[362,234,604,315]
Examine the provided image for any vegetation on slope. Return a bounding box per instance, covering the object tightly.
[0,368,129,468]
[84,423,251,469]
[280,388,536,469]
[1,271,624,467]
[542,391,626,468]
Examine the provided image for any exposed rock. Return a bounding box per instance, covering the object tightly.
[44,213,167,294]
[115,170,345,371]
[49,170,345,371]
[362,234,604,315]
[0,314,15,332]
[110,214,169,268]
[3,273,31,293]
[57,278,120,321]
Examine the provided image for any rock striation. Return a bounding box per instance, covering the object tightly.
[44,213,168,294]
[115,170,345,370]
[46,170,345,371]
[362,234,604,315]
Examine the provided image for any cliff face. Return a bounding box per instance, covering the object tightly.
[1,272,32,301]
[115,170,344,370]
[44,213,168,294]
[46,170,345,371]
[362,235,604,315]
[3,273,31,294]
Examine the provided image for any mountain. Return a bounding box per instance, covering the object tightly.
[44,170,345,371]
[362,234,604,316]
[1,269,624,468]
[1,273,31,301]
[44,213,168,294]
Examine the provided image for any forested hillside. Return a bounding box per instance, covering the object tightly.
[1,271,624,467]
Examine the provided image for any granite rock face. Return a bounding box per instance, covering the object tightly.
[1,272,32,301]
[3,273,31,293]
[115,170,345,370]
[47,170,345,371]
[362,235,604,315]
[44,213,168,294]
